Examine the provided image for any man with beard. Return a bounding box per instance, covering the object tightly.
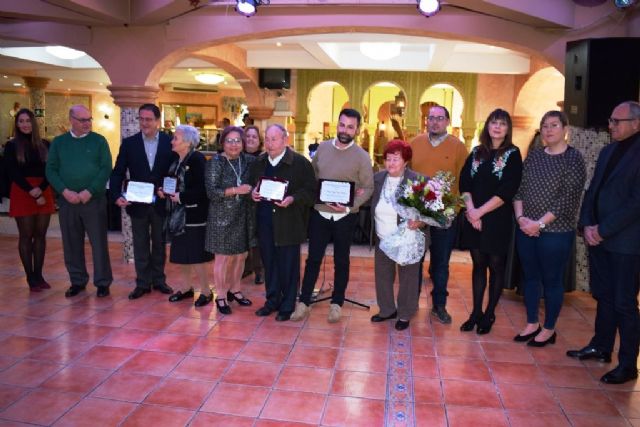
[567,101,640,385]
[410,105,468,324]
[291,108,374,323]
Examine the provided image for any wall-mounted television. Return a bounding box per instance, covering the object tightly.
[258,69,291,90]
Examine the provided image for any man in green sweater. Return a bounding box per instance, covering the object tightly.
[46,105,113,298]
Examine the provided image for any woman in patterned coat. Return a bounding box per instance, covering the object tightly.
[204,126,256,312]
[459,109,523,335]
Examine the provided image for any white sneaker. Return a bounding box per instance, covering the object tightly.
[327,303,342,323]
[290,302,311,322]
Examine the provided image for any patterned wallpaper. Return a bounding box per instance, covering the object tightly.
[0,92,30,145]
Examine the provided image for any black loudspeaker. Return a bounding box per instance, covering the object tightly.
[564,38,640,129]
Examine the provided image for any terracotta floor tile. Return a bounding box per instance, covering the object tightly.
[189,337,247,359]
[607,390,640,418]
[85,310,138,327]
[414,403,447,427]
[0,384,28,410]
[336,348,387,373]
[275,365,332,393]
[286,345,339,369]
[321,395,385,427]
[99,329,157,349]
[144,377,213,409]
[481,341,535,363]
[1,389,82,425]
[445,406,509,427]
[443,379,502,408]
[507,411,572,427]
[53,396,136,426]
[237,341,292,364]
[498,383,561,412]
[143,333,200,354]
[201,382,269,417]
[62,323,116,343]
[46,306,101,323]
[343,331,389,351]
[261,390,325,424]
[0,355,17,371]
[40,365,112,394]
[118,350,183,376]
[254,420,317,427]
[330,370,386,399]
[434,339,484,359]
[553,387,621,416]
[165,316,217,336]
[297,327,344,348]
[13,320,74,340]
[206,321,254,340]
[539,364,600,389]
[74,345,136,369]
[91,371,162,402]
[0,359,62,387]
[222,360,281,387]
[487,361,546,385]
[170,355,230,381]
[190,412,255,427]
[413,377,443,403]
[253,323,301,345]
[439,357,492,382]
[567,414,632,427]
[411,336,435,356]
[120,404,194,427]
[123,313,178,331]
[411,355,438,378]
[0,335,49,357]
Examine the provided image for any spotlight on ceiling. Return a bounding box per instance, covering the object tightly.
[417,0,441,17]
[235,0,270,17]
[614,0,636,8]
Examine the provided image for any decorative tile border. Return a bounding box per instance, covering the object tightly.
[386,331,415,426]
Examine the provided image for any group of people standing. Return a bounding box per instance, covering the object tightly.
[3,99,639,385]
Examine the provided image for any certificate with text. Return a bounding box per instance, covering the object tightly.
[317,179,355,207]
[124,181,155,204]
[257,177,289,202]
[162,177,177,195]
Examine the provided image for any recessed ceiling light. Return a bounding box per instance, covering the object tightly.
[2,75,7,79]
[276,42,282,47]
[188,68,193,71]
[67,88,71,91]
[224,81,228,85]
[360,42,402,61]
[99,82,103,86]
[12,83,22,87]
[46,46,86,60]
[194,73,224,85]
[58,78,64,82]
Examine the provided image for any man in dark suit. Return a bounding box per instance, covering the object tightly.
[567,101,640,384]
[110,104,177,299]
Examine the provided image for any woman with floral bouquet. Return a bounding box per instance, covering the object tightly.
[459,108,523,334]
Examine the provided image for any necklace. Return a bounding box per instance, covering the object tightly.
[383,175,401,204]
[225,155,242,199]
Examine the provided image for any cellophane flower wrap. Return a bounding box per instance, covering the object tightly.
[379,171,464,266]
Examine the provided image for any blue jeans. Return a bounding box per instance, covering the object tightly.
[425,218,458,306]
[516,229,574,330]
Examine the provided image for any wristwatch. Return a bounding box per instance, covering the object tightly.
[538,221,546,230]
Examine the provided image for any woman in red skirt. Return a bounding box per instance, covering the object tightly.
[5,108,55,291]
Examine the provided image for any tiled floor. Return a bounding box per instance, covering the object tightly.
[0,235,638,426]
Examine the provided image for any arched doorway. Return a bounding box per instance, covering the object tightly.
[419,83,465,141]
[362,81,406,165]
[306,81,349,154]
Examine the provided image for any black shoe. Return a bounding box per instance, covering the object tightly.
[431,305,452,324]
[476,313,496,335]
[195,293,213,307]
[227,291,252,306]
[96,287,110,298]
[514,325,541,342]
[153,283,173,294]
[275,312,291,321]
[566,345,612,363]
[527,331,556,347]
[600,366,638,385]
[169,288,194,302]
[395,319,410,331]
[254,274,264,285]
[214,297,231,314]
[255,305,274,317]
[65,286,85,298]
[371,311,397,322]
[128,287,150,300]
[460,314,480,332]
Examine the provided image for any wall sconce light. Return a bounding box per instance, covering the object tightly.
[394,92,407,117]
[417,0,441,17]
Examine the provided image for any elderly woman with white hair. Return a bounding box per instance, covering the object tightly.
[162,125,214,306]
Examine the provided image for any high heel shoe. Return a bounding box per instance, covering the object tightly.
[194,292,213,307]
[527,331,556,347]
[227,291,252,306]
[460,314,480,332]
[169,288,194,302]
[514,325,541,342]
[476,313,496,335]
[215,297,232,314]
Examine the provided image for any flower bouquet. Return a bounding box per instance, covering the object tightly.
[380,171,464,266]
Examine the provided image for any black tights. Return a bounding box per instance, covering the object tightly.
[469,249,506,318]
[15,214,51,285]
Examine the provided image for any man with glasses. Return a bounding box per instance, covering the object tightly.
[410,105,468,324]
[110,104,176,299]
[46,105,113,298]
[568,101,640,385]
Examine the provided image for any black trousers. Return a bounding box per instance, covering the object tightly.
[588,245,640,370]
[131,207,167,289]
[300,210,358,306]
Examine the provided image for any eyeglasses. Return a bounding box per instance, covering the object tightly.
[608,117,636,126]
[541,122,562,130]
[71,116,92,123]
[137,117,156,123]
[224,137,243,145]
[427,116,447,122]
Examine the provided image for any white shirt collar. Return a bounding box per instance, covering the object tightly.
[332,138,354,150]
[70,130,89,139]
[268,148,287,166]
[429,133,448,147]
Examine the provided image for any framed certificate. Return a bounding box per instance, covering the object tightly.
[162,176,178,195]
[317,179,355,207]
[257,176,288,202]
[124,181,155,204]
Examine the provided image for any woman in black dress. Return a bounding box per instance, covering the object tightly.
[4,108,56,291]
[242,125,264,285]
[163,125,214,306]
[459,108,523,334]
